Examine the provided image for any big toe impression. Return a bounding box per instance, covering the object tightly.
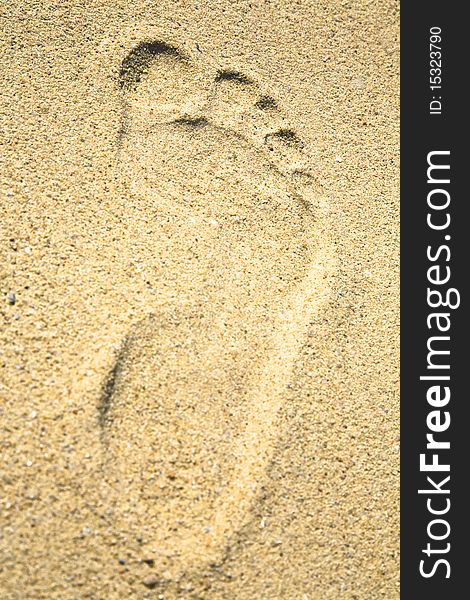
[119,41,208,133]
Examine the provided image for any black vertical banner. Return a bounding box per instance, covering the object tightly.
[401,4,467,599]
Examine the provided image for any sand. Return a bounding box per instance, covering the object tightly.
[0,1,399,598]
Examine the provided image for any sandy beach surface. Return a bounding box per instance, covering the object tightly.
[1,1,399,598]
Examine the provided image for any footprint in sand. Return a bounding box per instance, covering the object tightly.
[100,41,334,581]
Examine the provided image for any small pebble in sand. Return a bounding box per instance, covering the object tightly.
[142,575,159,589]
[7,292,16,305]
[335,156,343,163]
[118,558,126,565]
